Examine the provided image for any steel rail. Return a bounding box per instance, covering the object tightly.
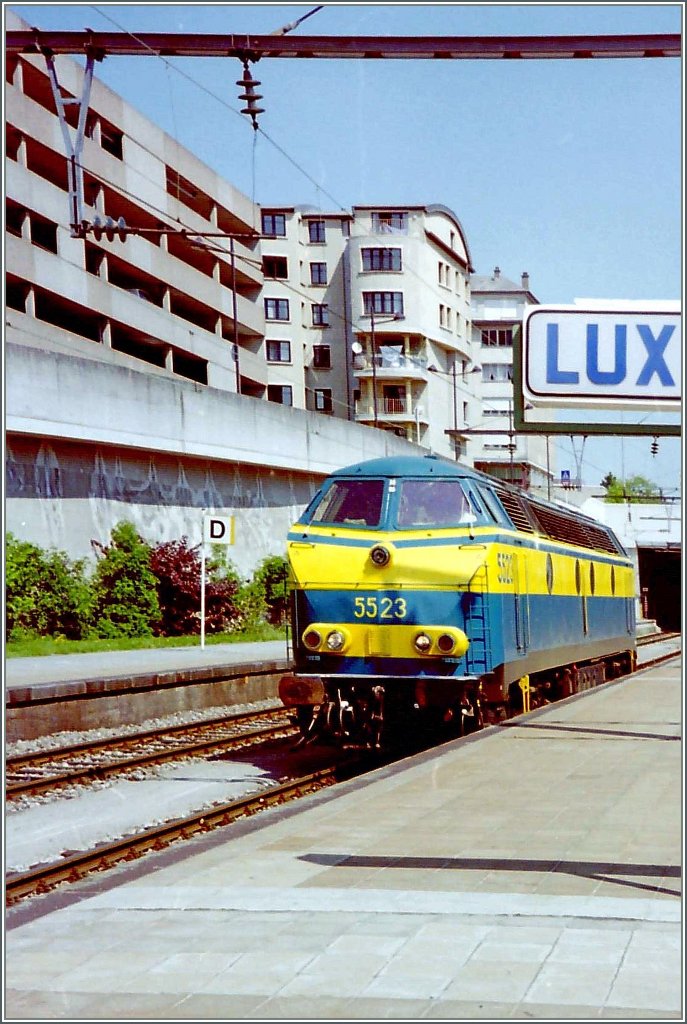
[6,31,681,60]
[6,704,288,771]
[6,719,297,799]
[5,767,340,905]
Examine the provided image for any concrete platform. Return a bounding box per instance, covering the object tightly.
[5,640,292,741]
[5,656,682,1020]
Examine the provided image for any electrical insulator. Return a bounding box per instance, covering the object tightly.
[91,215,127,241]
[651,437,659,456]
[236,63,264,130]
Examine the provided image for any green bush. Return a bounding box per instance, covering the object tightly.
[252,555,290,625]
[90,521,161,638]
[5,525,290,645]
[5,533,91,641]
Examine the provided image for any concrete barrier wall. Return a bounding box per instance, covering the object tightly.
[6,340,426,573]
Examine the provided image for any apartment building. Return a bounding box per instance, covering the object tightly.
[470,267,552,489]
[6,20,266,397]
[259,202,480,460]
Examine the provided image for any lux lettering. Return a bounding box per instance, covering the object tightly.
[546,323,676,386]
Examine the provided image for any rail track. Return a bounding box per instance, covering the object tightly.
[5,765,349,906]
[6,705,297,800]
[6,633,680,907]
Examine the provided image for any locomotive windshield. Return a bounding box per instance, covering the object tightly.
[308,478,385,527]
[397,478,473,528]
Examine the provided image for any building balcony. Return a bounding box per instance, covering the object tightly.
[354,396,429,426]
[352,351,429,382]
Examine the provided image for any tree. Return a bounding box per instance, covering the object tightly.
[90,521,160,637]
[603,474,659,504]
[600,471,619,491]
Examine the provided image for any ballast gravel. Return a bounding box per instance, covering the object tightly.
[6,698,290,874]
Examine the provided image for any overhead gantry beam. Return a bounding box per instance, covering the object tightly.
[5,31,681,61]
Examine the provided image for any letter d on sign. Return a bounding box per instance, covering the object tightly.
[203,515,234,545]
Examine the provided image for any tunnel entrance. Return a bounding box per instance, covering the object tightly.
[637,547,681,632]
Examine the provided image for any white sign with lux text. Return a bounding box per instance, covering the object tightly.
[523,305,681,408]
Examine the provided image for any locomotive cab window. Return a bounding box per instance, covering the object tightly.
[307,479,385,528]
[396,479,475,528]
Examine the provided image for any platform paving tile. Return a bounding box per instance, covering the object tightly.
[606,966,685,1012]
[441,960,542,1003]
[4,989,183,1020]
[255,995,429,1019]
[522,961,622,1007]
[421,998,541,1019]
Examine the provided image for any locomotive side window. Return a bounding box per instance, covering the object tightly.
[397,479,472,528]
[475,486,504,524]
[308,479,385,527]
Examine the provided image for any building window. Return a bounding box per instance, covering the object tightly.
[262,212,286,237]
[265,298,290,321]
[100,123,123,159]
[6,204,25,237]
[311,303,329,326]
[30,215,58,253]
[267,384,293,406]
[371,211,407,234]
[482,363,513,382]
[481,328,513,347]
[267,340,291,363]
[361,247,402,272]
[314,388,333,412]
[263,255,288,278]
[310,262,327,285]
[362,291,404,316]
[313,344,331,368]
[308,219,326,243]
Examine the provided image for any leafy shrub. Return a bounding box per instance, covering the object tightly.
[150,537,203,636]
[205,555,249,634]
[252,555,290,625]
[5,533,91,641]
[90,521,160,638]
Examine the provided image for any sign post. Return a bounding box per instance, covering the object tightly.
[200,514,234,649]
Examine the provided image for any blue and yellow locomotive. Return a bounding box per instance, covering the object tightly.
[279,455,636,747]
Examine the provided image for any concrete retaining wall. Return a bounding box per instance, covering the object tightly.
[6,338,426,573]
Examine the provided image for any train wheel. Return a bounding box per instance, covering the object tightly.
[460,692,483,735]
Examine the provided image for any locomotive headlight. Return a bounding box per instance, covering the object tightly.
[414,632,433,654]
[370,545,391,567]
[325,629,346,651]
[437,633,456,654]
[303,629,322,650]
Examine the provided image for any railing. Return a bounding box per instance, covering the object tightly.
[353,353,428,372]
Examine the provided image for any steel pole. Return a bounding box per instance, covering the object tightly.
[370,306,379,426]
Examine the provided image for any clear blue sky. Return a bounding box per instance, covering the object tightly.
[8,3,683,492]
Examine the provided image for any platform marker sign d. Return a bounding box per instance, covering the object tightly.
[203,515,234,545]
[200,514,235,648]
